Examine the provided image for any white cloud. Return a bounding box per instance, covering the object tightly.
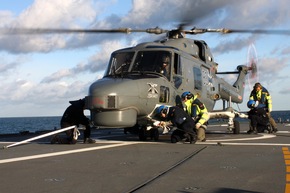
[41,40,125,83]
[17,0,98,28]
[0,0,100,53]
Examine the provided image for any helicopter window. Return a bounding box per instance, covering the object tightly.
[193,67,202,90]
[173,53,182,89]
[174,53,182,75]
[132,51,171,80]
[106,52,134,76]
[159,86,169,103]
[194,41,205,62]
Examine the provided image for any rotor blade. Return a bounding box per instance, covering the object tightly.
[186,28,290,35]
[0,27,168,35]
[223,29,290,35]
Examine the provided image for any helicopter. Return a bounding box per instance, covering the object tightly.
[83,26,259,139]
[2,26,289,140]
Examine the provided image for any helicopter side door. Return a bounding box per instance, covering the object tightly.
[172,54,214,110]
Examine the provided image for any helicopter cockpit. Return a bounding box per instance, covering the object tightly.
[105,51,172,80]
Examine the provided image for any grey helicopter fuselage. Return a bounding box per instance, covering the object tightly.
[85,37,248,128]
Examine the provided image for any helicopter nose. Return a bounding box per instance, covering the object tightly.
[85,78,140,127]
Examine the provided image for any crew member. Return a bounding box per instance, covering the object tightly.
[51,99,96,144]
[249,82,278,133]
[156,105,197,144]
[247,100,270,134]
[160,54,170,79]
[181,91,209,142]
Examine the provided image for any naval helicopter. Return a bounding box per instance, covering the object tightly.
[2,26,289,141]
[83,26,258,139]
[80,26,290,140]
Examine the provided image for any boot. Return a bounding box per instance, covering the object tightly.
[84,138,96,144]
[247,129,253,134]
[247,126,257,134]
[189,134,197,144]
[197,127,206,142]
[252,127,258,134]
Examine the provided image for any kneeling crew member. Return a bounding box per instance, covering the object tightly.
[51,99,96,144]
[247,100,269,134]
[156,105,197,143]
[249,82,278,133]
[181,91,209,142]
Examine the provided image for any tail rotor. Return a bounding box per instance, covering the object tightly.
[247,43,259,89]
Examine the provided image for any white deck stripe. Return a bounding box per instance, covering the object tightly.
[0,142,139,164]
[206,133,276,142]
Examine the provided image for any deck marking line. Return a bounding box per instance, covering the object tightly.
[206,133,275,142]
[0,142,139,164]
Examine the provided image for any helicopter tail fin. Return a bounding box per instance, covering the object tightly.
[232,65,249,103]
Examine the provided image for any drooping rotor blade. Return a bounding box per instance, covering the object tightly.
[186,28,290,35]
[0,27,168,35]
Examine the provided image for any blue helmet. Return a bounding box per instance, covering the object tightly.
[247,100,256,108]
[156,105,168,114]
[181,91,193,100]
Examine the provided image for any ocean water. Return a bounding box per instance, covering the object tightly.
[0,116,61,135]
[0,111,290,135]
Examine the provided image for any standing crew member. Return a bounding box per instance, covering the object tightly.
[51,99,96,144]
[156,105,197,144]
[249,82,278,133]
[181,91,209,142]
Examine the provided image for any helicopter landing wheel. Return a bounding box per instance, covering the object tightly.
[150,128,159,141]
[233,120,240,134]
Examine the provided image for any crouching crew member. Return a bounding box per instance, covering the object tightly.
[249,82,278,133]
[156,105,197,144]
[181,91,209,142]
[51,99,96,144]
[247,100,270,134]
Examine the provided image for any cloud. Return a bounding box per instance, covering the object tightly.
[16,0,98,28]
[258,57,289,80]
[40,40,125,83]
[1,0,289,54]
[0,0,100,53]
[0,60,19,73]
[212,35,259,55]
[281,46,290,56]
[0,55,29,77]
[0,77,89,103]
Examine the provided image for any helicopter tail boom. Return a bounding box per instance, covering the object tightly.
[216,65,249,104]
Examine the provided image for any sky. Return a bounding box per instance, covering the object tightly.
[0,0,290,117]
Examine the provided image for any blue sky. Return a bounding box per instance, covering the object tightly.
[1,0,290,117]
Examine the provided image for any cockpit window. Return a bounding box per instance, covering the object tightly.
[132,51,171,80]
[105,51,172,80]
[106,52,134,76]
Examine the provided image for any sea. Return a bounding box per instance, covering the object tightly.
[0,111,290,135]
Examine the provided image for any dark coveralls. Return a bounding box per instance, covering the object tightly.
[248,107,269,133]
[165,106,197,143]
[58,99,91,144]
[249,85,277,132]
